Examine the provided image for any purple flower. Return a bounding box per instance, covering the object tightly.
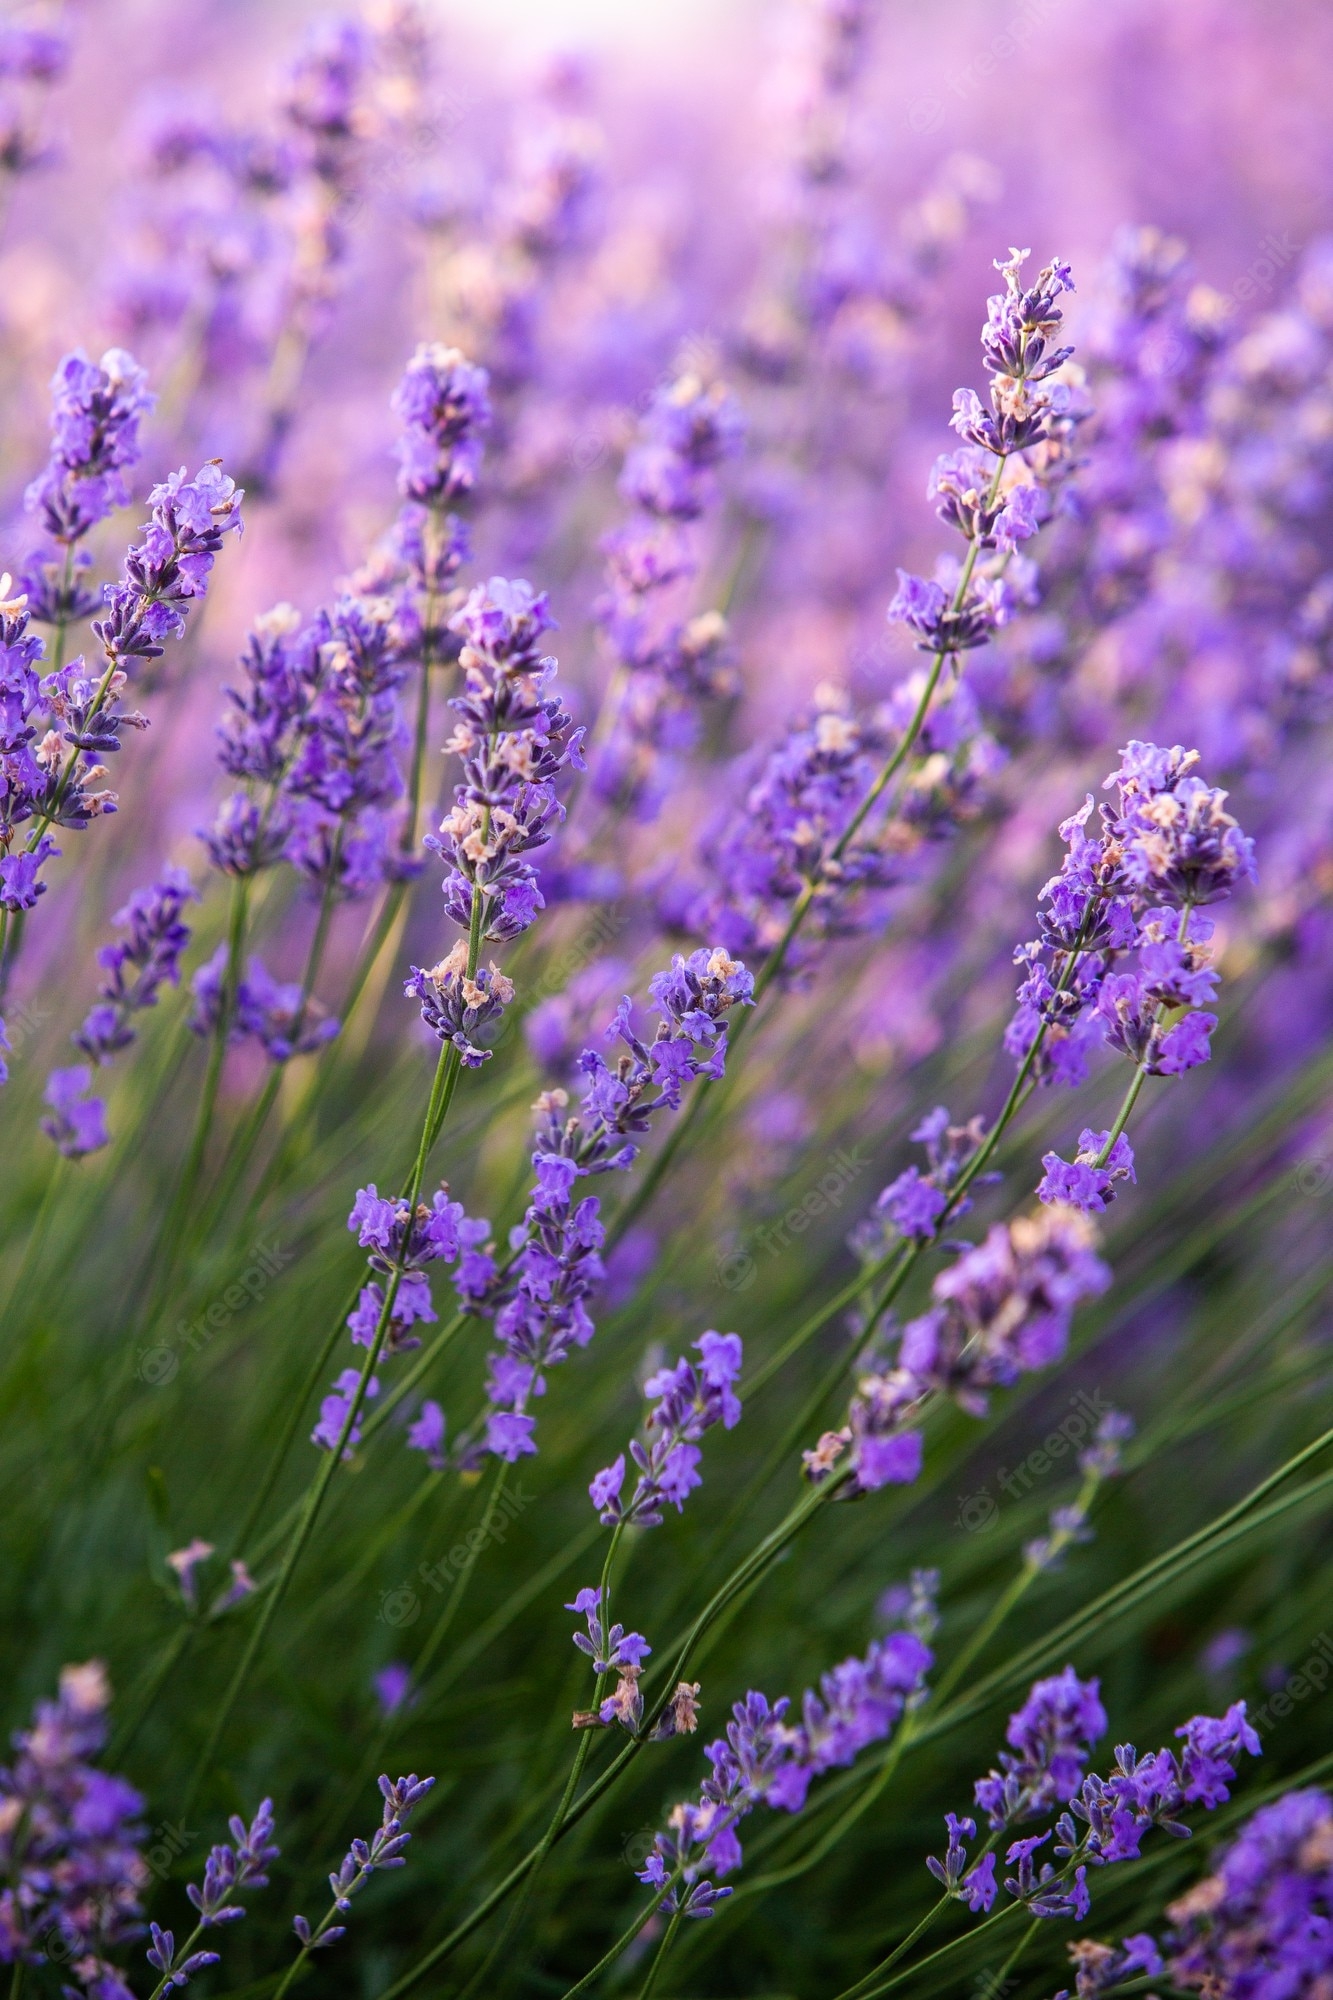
[311,1368,379,1459]
[1037,1131,1136,1212]
[1176,1701,1262,1807]
[391,344,491,505]
[974,1668,1108,1828]
[484,1410,537,1461]
[24,348,154,549]
[73,866,197,1065]
[1165,1787,1333,1997]
[374,1666,414,1717]
[300,1773,434,1955]
[876,1165,949,1241]
[0,1663,147,1978]
[41,1064,108,1157]
[406,1401,446,1471]
[591,1333,744,1527]
[94,461,243,671]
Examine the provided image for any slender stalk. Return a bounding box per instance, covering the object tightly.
[377,1481,841,1999]
[553,1869,687,2000]
[195,851,344,1237]
[634,1907,683,2000]
[454,1524,627,2000]
[608,456,1009,1250]
[180,1036,462,1819]
[147,875,252,1302]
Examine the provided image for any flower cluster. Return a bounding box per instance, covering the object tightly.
[687,679,1003,971]
[566,1585,659,1735]
[41,864,197,1155]
[94,461,244,674]
[0,1662,146,1994]
[1006,741,1254,1103]
[405,576,582,1058]
[590,1331,743,1527]
[1,461,241,926]
[974,1667,1109,1828]
[390,343,491,507]
[590,360,743,817]
[40,1065,110,1160]
[291,1774,435,1955]
[1164,1785,1333,1997]
[73,866,197,1065]
[807,1206,1110,1496]
[933,1684,1260,1923]
[637,1592,935,1916]
[447,950,753,1465]
[147,1799,279,1992]
[0,461,240,926]
[859,1104,991,1249]
[189,949,339,1064]
[889,248,1081,659]
[22,347,154,627]
[311,1185,466,1457]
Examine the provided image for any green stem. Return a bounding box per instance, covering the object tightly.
[455,1525,627,2000]
[377,1481,841,1999]
[180,1036,462,1818]
[150,875,252,1298]
[635,1907,683,2000]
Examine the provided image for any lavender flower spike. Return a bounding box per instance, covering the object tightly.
[590,1331,743,1528]
[291,1774,435,1957]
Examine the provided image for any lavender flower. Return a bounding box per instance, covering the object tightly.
[808,1206,1110,1498]
[391,344,491,506]
[1037,1130,1136,1213]
[935,1685,1258,1927]
[1005,742,1253,1092]
[589,1331,743,1527]
[450,951,752,1466]
[311,1184,468,1458]
[974,1668,1109,1828]
[189,949,338,1063]
[855,1107,990,1255]
[291,1774,435,1957]
[688,688,998,967]
[24,348,154,559]
[1051,1933,1164,2000]
[374,1665,414,1717]
[1164,1786,1333,1996]
[166,1538,215,1612]
[889,249,1081,659]
[94,461,243,673]
[591,359,743,817]
[567,1586,654,1734]
[638,1593,933,1913]
[185,1798,279,1923]
[926,1815,999,1913]
[72,866,197,1064]
[0,1663,146,1992]
[416,576,582,957]
[41,1065,108,1158]
[312,1367,380,1459]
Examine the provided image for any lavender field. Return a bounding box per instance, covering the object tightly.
[1,1,1332,1995]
